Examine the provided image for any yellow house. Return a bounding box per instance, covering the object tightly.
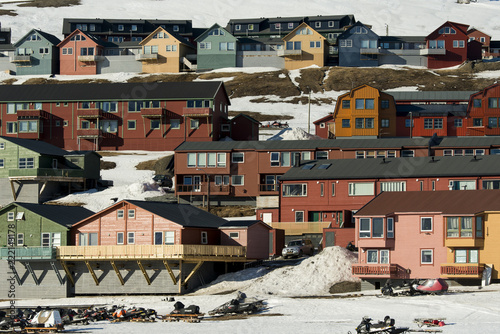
[137,27,196,73]
[281,23,327,70]
[330,84,397,138]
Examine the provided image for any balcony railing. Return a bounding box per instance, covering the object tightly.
[0,247,57,260]
[17,109,47,118]
[176,184,231,195]
[277,49,303,57]
[267,221,331,235]
[77,128,103,138]
[360,48,382,55]
[57,244,246,261]
[440,263,484,278]
[135,53,158,61]
[259,184,279,193]
[78,55,104,62]
[77,108,102,118]
[140,108,164,118]
[182,107,212,117]
[352,264,399,277]
[419,48,447,55]
[10,55,31,63]
[9,168,84,178]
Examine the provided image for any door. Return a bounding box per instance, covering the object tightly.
[262,213,272,223]
[265,175,276,191]
[154,232,163,245]
[194,175,201,192]
[309,211,321,222]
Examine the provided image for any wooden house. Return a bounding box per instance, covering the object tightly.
[58,29,105,75]
[425,21,472,69]
[465,83,500,136]
[281,23,327,70]
[195,23,238,71]
[220,220,273,259]
[12,29,60,76]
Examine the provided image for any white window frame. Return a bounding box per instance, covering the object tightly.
[348,182,375,196]
[282,184,307,197]
[127,232,135,244]
[165,231,175,245]
[387,218,394,238]
[229,232,239,239]
[380,181,406,192]
[128,209,135,218]
[17,233,24,246]
[7,212,14,221]
[421,249,433,264]
[421,217,433,232]
[117,209,124,219]
[117,232,124,245]
[295,211,304,222]
[217,153,226,167]
[359,218,371,238]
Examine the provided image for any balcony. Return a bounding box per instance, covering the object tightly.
[277,49,303,57]
[78,55,104,62]
[9,168,84,180]
[440,263,484,279]
[352,264,404,278]
[135,53,158,61]
[57,244,247,262]
[77,108,102,118]
[267,221,331,235]
[0,247,57,260]
[259,183,279,194]
[444,237,484,248]
[358,238,395,249]
[17,109,48,119]
[419,48,446,55]
[140,108,164,118]
[360,48,382,55]
[176,184,231,196]
[10,55,31,63]
[77,128,102,138]
[182,107,212,117]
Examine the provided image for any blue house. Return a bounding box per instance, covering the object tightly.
[338,22,379,67]
[12,29,60,75]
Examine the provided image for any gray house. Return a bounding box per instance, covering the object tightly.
[195,23,238,71]
[12,29,60,75]
[338,22,379,67]
[0,136,101,205]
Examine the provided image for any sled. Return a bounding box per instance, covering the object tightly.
[413,318,446,327]
[162,313,204,323]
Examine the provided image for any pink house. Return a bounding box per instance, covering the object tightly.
[220,220,273,260]
[58,29,105,75]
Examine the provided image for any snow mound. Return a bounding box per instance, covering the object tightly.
[267,127,320,141]
[193,246,358,297]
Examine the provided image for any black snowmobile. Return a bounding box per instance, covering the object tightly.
[208,291,265,316]
[354,316,409,334]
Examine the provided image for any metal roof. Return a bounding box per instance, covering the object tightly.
[280,155,500,181]
[125,200,228,228]
[387,91,475,101]
[355,190,500,216]
[379,36,426,42]
[1,136,69,156]
[0,81,225,102]
[396,104,467,116]
[0,203,94,228]
[220,220,268,228]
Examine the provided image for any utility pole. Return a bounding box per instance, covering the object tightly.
[307,87,311,133]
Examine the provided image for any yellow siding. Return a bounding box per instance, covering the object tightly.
[476,213,500,280]
[283,24,326,70]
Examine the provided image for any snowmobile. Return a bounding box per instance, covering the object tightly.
[415,279,448,295]
[354,316,409,334]
[208,291,266,316]
[162,301,204,323]
[381,279,419,296]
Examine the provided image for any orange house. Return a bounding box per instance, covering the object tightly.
[330,84,397,138]
[281,23,327,70]
[138,27,196,73]
[58,29,105,75]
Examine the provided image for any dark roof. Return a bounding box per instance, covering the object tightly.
[175,138,431,152]
[220,220,268,228]
[1,203,94,228]
[388,91,475,101]
[232,113,260,124]
[490,41,500,48]
[268,16,306,23]
[280,155,500,181]
[435,136,500,148]
[0,136,68,156]
[355,190,500,216]
[14,29,61,47]
[379,36,426,43]
[396,104,467,116]
[227,18,267,24]
[125,200,228,228]
[0,81,225,102]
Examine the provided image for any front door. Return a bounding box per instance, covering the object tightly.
[262,213,273,223]
[193,175,201,192]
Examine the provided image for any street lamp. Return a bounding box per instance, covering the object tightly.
[196,168,210,212]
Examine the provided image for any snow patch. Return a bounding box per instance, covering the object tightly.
[267,127,320,141]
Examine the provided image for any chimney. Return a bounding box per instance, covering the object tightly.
[293,152,301,167]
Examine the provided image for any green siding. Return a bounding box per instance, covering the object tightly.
[197,25,238,70]
[0,141,41,178]
[15,33,58,75]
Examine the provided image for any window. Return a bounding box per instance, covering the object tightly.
[434,119,443,129]
[235,24,241,31]
[421,217,433,232]
[401,150,414,157]
[359,218,371,238]
[449,180,476,190]
[62,47,73,55]
[454,119,463,128]
[197,153,206,167]
[128,209,135,218]
[476,216,483,238]
[455,249,478,264]
[372,218,384,238]
[118,24,124,31]
[270,152,280,167]
[231,175,244,186]
[446,216,474,237]
[381,119,390,128]
[164,231,175,245]
[316,151,328,160]
[127,232,135,244]
[473,118,483,127]
[367,249,389,264]
[387,218,394,238]
[127,120,136,130]
[16,233,24,246]
[473,99,482,108]
[170,119,180,129]
[365,118,374,129]
[6,122,17,134]
[0,159,3,168]
[199,42,211,50]
[331,183,335,196]
[349,182,374,196]
[405,119,414,128]
[342,119,350,128]
[488,98,498,108]
[229,232,239,239]
[187,153,196,167]
[207,153,216,167]
[282,184,307,197]
[151,119,160,130]
[217,153,226,167]
[42,232,61,247]
[117,232,124,244]
[19,158,34,169]
[248,24,254,31]
[190,119,199,129]
[355,118,364,129]
[100,101,117,112]
[355,99,364,109]
[342,100,350,108]
[489,117,498,128]
[429,40,445,49]
[339,39,352,47]
[295,211,304,222]
[7,212,14,221]
[232,152,244,163]
[201,231,208,244]
[421,249,433,264]
[453,40,465,48]
[424,118,433,129]
[354,26,367,34]
[381,181,406,192]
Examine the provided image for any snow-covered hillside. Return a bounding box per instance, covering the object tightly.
[1,0,500,41]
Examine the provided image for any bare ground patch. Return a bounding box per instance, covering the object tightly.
[228,110,293,122]
[18,0,80,7]
[100,161,116,170]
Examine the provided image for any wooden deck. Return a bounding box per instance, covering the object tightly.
[57,244,247,262]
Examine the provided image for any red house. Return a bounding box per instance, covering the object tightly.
[425,21,474,69]
[220,220,274,259]
[0,81,236,151]
[467,28,492,59]
[466,83,500,136]
[58,29,105,75]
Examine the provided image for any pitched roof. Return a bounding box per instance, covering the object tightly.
[232,113,260,124]
[14,29,61,47]
[355,190,500,216]
[0,136,68,156]
[123,200,228,228]
[0,81,226,102]
[387,90,475,101]
[279,155,500,181]
[220,220,271,229]
[0,203,94,228]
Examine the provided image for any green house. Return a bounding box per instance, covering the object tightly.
[195,23,238,71]
[12,29,61,76]
[0,136,101,205]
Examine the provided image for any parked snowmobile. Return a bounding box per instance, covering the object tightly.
[208,291,265,316]
[354,316,409,334]
[381,279,419,296]
[415,278,448,294]
[162,301,204,322]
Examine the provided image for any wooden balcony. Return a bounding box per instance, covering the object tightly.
[176,184,231,195]
[140,108,164,118]
[267,221,331,235]
[440,263,484,278]
[9,168,84,182]
[420,48,446,55]
[135,53,158,61]
[351,263,403,278]
[57,244,247,262]
[259,184,279,194]
[17,109,48,119]
[360,48,382,55]
[77,128,102,138]
[277,49,303,57]
[182,107,212,117]
[78,55,104,62]
[77,108,102,118]
[0,247,57,260]
[10,55,31,63]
